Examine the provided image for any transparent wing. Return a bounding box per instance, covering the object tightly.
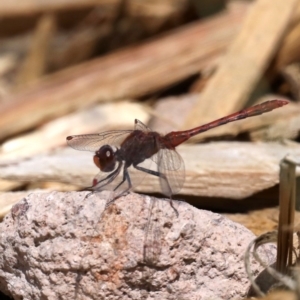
[143,198,162,265]
[156,148,185,196]
[134,119,152,132]
[152,148,182,170]
[66,130,133,152]
[151,154,159,165]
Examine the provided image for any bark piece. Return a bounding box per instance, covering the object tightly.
[183,0,298,129]
[0,191,276,299]
[0,142,299,199]
[224,207,300,236]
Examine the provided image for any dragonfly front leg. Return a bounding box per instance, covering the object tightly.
[81,163,123,200]
[105,166,132,208]
[113,166,132,193]
[92,161,123,191]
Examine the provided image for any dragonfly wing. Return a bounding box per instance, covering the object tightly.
[152,146,182,169]
[143,198,162,265]
[66,130,133,152]
[134,119,152,132]
[151,151,159,165]
[156,148,185,196]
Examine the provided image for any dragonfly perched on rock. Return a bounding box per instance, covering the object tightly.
[66,99,288,214]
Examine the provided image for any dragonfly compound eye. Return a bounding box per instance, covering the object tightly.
[93,145,116,172]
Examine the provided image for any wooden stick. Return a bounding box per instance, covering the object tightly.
[277,158,296,273]
[275,2,300,71]
[15,14,56,88]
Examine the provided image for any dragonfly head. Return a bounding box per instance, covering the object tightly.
[93,145,117,172]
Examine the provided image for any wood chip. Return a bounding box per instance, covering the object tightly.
[0,179,23,192]
[224,207,300,236]
[183,0,298,130]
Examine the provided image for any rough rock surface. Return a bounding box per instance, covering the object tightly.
[0,192,276,300]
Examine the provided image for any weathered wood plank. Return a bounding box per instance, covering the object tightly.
[0,142,298,199]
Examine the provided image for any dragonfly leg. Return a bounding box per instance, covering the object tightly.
[134,165,179,217]
[93,162,123,191]
[106,167,132,208]
[169,196,178,218]
[113,166,132,193]
[82,162,123,202]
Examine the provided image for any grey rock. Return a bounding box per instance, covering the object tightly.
[0,192,276,300]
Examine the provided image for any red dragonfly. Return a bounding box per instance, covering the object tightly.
[66,100,288,213]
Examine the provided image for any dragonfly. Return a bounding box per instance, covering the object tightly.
[66,99,288,214]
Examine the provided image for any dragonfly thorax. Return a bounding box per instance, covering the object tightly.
[119,130,160,167]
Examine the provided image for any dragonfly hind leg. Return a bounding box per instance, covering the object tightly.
[134,165,179,217]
